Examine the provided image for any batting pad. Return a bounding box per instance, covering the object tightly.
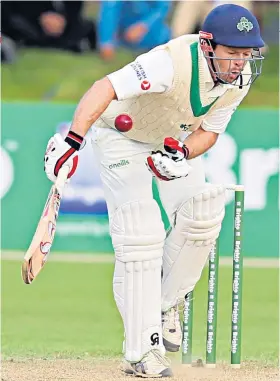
[111,199,166,361]
[161,185,226,312]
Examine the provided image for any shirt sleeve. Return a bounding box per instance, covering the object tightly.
[107,49,174,100]
[202,87,250,134]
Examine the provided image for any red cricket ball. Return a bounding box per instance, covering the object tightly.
[114,114,133,132]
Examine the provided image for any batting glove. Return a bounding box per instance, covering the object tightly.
[146,137,190,181]
[44,131,83,183]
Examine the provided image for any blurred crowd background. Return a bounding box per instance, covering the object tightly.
[2,0,279,107]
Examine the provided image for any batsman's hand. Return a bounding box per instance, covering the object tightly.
[146,137,191,181]
[44,131,83,183]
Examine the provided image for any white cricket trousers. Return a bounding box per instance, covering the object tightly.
[90,123,207,360]
[90,125,206,225]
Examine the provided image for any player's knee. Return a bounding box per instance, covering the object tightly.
[110,199,166,262]
[175,185,226,244]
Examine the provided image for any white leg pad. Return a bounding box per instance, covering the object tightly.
[111,199,166,361]
[161,185,226,311]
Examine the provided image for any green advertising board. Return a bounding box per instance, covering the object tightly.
[1,102,279,257]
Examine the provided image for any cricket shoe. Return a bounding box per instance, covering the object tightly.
[162,306,182,352]
[124,349,173,378]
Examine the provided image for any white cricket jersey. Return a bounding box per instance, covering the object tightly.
[107,48,249,134]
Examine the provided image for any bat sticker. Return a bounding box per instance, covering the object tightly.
[48,221,56,238]
[53,191,61,219]
[40,242,52,255]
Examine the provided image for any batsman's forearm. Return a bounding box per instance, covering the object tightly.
[70,77,116,137]
[183,127,218,159]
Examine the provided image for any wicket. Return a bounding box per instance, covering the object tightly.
[182,185,245,368]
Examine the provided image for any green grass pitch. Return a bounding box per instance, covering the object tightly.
[2,259,278,365]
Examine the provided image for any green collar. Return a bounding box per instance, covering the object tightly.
[190,42,218,117]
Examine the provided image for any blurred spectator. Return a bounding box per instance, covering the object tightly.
[1,34,17,64]
[171,0,210,37]
[98,1,172,61]
[212,1,252,9]
[252,1,274,32]
[1,1,96,53]
[171,1,252,37]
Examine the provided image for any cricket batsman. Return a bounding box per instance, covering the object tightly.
[44,4,264,378]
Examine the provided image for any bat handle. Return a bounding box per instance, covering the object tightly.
[55,166,69,193]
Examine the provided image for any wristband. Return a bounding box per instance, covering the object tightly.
[65,131,83,151]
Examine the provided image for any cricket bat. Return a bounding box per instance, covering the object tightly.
[21,166,69,284]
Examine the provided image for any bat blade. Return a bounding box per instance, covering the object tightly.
[21,167,68,284]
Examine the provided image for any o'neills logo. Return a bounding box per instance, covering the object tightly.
[109,160,130,169]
